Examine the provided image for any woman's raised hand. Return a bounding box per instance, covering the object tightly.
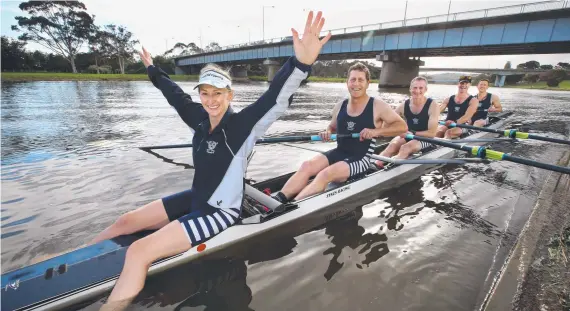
[291,11,332,65]
[139,46,153,68]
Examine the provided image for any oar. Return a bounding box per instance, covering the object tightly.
[405,134,570,174]
[139,133,360,150]
[439,121,570,145]
[280,143,484,165]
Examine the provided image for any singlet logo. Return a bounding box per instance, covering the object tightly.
[478,102,482,107]
[412,118,419,125]
[206,141,218,154]
[454,106,460,112]
[4,280,19,291]
[347,121,355,131]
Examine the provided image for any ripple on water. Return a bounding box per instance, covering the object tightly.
[1,230,26,239]
[2,215,39,228]
[1,197,25,205]
[1,80,568,310]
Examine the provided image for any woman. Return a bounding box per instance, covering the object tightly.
[91,11,331,307]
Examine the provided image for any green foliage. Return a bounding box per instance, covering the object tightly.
[516,60,540,69]
[557,62,570,69]
[523,74,540,83]
[99,24,139,74]
[11,1,95,73]
[540,69,568,87]
[311,60,381,79]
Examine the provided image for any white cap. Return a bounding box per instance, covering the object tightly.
[194,70,232,90]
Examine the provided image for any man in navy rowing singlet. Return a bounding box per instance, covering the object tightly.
[471,78,502,127]
[272,62,408,203]
[437,75,479,139]
[374,76,440,168]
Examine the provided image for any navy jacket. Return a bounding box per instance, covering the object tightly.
[147,56,311,216]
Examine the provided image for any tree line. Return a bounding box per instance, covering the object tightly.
[501,60,569,87]
[2,1,568,83]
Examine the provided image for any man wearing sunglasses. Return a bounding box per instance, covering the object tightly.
[437,75,479,139]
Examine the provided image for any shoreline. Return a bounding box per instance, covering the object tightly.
[482,150,570,311]
[0,72,377,83]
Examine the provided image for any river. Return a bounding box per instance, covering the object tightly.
[1,79,569,311]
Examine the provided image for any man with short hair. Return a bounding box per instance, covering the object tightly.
[471,78,502,127]
[374,76,440,167]
[272,62,408,203]
[437,75,479,139]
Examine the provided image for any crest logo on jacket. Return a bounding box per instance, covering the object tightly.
[412,118,419,125]
[206,141,218,154]
[347,121,355,131]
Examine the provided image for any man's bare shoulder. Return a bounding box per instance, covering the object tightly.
[373,97,392,109]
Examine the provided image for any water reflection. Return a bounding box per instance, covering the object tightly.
[321,207,389,280]
[138,259,252,311]
[3,80,569,310]
[1,81,143,166]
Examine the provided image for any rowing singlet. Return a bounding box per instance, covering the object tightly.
[446,95,473,122]
[404,98,432,132]
[471,93,492,123]
[336,97,376,157]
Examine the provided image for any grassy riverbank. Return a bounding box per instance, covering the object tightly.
[1,72,199,82]
[503,80,570,91]
[2,72,380,83]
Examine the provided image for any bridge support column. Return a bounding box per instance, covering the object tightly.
[231,65,249,81]
[174,66,187,75]
[263,59,281,82]
[494,75,506,87]
[376,52,425,88]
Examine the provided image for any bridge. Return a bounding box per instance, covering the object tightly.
[418,67,570,86]
[174,1,570,87]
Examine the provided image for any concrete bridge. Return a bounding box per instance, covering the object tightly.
[419,67,570,86]
[174,1,570,87]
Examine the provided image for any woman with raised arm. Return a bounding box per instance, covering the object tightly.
[92,11,331,308]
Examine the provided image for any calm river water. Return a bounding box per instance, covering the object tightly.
[1,78,569,311]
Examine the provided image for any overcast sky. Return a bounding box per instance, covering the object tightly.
[1,0,568,69]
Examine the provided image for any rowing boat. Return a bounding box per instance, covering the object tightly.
[1,112,514,311]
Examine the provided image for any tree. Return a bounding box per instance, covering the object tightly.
[88,28,112,74]
[204,42,222,52]
[100,24,139,74]
[11,1,95,73]
[539,64,553,70]
[504,61,512,69]
[164,42,203,56]
[522,74,540,83]
[516,60,540,69]
[540,69,567,87]
[556,62,570,69]
[1,36,29,71]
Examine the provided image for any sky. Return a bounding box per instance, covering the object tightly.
[1,0,569,69]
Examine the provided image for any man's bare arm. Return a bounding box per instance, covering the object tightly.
[488,94,502,112]
[413,100,439,138]
[326,100,343,133]
[439,97,450,113]
[457,97,479,124]
[372,99,408,137]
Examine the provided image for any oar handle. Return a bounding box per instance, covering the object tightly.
[317,133,360,141]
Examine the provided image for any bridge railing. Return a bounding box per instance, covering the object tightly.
[177,0,568,58]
